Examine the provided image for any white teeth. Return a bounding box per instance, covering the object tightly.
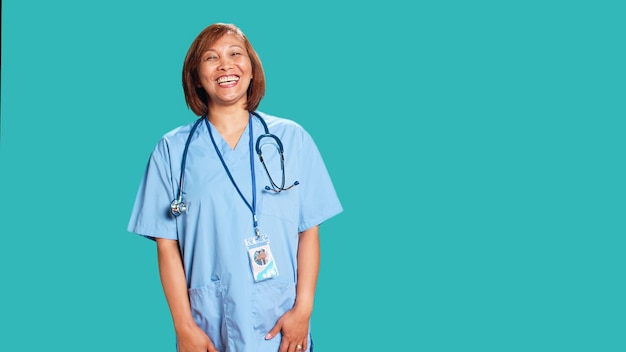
[217,75,239,84]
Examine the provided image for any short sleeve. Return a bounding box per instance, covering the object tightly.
[297,131,343,232]
[127,139,178,240]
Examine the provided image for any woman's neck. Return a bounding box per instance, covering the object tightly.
[207,105,250,149]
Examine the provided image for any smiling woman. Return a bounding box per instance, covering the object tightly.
[127,23,343,352]
[182,24,265,121]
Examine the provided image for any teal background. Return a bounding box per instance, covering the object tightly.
[1,0,624,351]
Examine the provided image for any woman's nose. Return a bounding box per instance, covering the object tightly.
[218,57,233,70]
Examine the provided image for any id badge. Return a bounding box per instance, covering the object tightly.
[244,234,279,282]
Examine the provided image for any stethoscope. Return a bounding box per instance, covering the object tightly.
[170,112,299,217]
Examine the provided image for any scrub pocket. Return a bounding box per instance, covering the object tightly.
[251,280,296,333]
[258,189,298,222]
[188,282,224,348]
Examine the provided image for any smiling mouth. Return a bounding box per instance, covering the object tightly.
[217,75,239,85]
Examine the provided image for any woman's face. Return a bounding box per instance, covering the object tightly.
[197,33,253,110]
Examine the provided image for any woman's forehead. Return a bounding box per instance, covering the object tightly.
[202,32,245,50]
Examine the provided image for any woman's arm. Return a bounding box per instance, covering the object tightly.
[293,225,321,317]
[156,238,218,352]
[265,225,320,351]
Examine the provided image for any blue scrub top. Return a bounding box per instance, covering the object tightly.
[128,111,343,352]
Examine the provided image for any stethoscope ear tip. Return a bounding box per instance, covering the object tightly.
[264,180,300,193]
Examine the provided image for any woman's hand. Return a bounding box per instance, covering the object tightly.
[265,307,310,352]
[176,323,219,352]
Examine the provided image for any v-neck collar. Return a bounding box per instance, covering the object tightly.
[205,118,252,163]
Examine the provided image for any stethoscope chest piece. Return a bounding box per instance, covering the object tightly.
[171,198,187,217]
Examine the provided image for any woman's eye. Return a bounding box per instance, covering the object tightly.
[231,52,241,56]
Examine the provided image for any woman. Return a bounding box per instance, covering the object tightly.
[128,23,343,352]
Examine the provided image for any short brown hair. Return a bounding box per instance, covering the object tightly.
[182,23,266,116]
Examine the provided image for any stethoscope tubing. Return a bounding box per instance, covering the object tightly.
[171,112,296,217]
